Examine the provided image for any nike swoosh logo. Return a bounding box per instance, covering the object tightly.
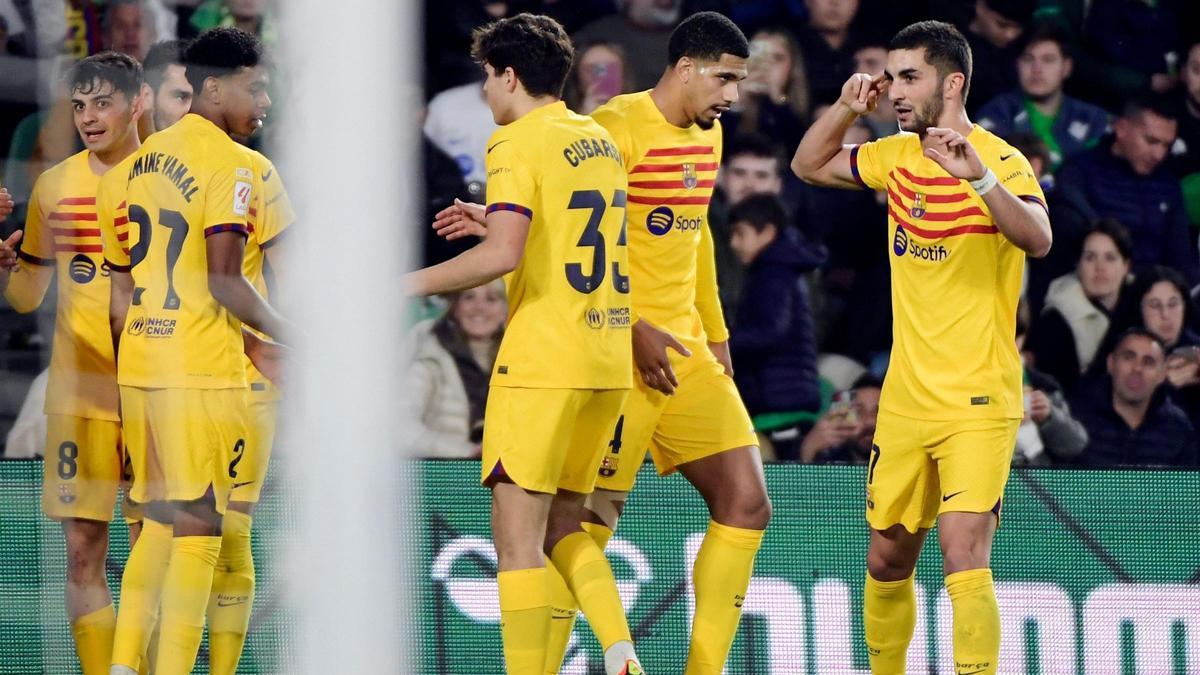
[487,139,509,153]
[261,168,273,181]
[232,480,255,489]
[942,490,966,502]
[999,154,1014,161]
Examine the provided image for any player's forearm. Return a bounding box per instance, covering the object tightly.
[2,262,53,313]
[982,187,1052,258]
[209,273,290,340]
[792,102,857,183]
[404,243,518,297]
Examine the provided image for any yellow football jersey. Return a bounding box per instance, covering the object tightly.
[243,150,294,400]
[591,91,730,352]
[484,101,632,390]
[850,125,1047,420]
[4,150,118,420]
[98,113,253,390]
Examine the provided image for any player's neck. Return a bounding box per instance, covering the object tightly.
[925,107,972,139]
[506,94,559,124]
[88,130,140,173]
[190,101,230,134]
[649,78,691,128]
[1112,394,1151,430]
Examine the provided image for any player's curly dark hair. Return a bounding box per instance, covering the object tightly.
[471,13,574,99]
[143,39,190,92]
[667,11,749,65]
[183,27,265,94]
[889,20,973,102]
[67,51,143,101]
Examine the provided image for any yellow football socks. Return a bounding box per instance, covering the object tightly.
[208,510,256,675]
[154,535,221,673]
[543,522,616,674]
[685,520,764,675]
[70,603,115,675]
[946,568,1000,675]
[112,518,172,671]
[863,573,916,675]
[550,531,632,649]
[498,567,550,675]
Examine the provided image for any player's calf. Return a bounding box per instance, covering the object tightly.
[63,519,111,617]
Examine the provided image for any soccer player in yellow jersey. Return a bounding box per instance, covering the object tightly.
[99,27,288,674]
[407,14,644,675]
[792,21,1052,675]
[0,52,146,675]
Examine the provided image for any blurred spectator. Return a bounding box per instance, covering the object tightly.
[572,0,680,90]
[1171,42,1200,229]
[1027,219,1132,396]
[962,0,1035,114]
[186,0,277,50]
[711,132,786,312]
[722,27,810,152]
[797,0,861,104]
[408,280,507,458]
[799,374,881,464]
[1014,299,1088,464]
[1055,95,1199,285]
[565,40,631,115]
[727,194,824,418]
[852,38,897,139]
[423,79,496,195]
[1133,265,1200,352]
[423,133,473,266]
[1071,0,1180,111]
[729,0,809,38]
[103,0,158,60]
[1071,328,1198,467]
[976,23,1108,171]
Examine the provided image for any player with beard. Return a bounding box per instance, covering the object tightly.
[791,20,1051,675]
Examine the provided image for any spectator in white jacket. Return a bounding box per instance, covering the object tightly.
[408,280,506,458]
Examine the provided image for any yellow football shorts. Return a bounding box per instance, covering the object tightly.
[595,347,758,493]
[119,386,248,514]
[229,395,278,504]
[866,409,1019,533]
[481,387,628,495]
[42,415,141,523]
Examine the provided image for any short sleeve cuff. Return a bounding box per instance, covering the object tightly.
[849,145,869,189]
[1019,194,1048,213]
[204,223,250,238]
[485,202,533,219]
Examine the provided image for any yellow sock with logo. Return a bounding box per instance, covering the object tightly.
[112,518,173,671]
[543,522,616,674]
[208,510,256,675]
[498,567,550,675]
[863,573,916,675]
[70,603,115,675]
[550,531,631,650]
[154,535,222,674]
[946,568,1000,675]
[685,521,764,675]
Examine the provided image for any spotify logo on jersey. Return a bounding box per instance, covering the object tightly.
[893,225,909,256]
[69,254,96,284]
[646,206,674,236]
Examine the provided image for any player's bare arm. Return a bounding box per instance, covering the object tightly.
[407,209,530,296]
[0,187,13,220]
[0,231,21,286]
[432,198,487,240]
[206,231,291,339]
[792,73,887,188]
[923,127,1053,258]
[109,268,134,358]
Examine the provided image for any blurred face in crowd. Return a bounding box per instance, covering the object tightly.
[679,53,747,130]
[106,3,153,60]
[1077,232,1129,309]
[152,64,193,130]
[886,47,961,135]
[851,385,880,450]
[721,152,781,204]
[1108,334,1167,406]
[624,0,680,30]
[972,0,1024,49]
[1018,39,1071,101]
[227,0,267,20]
[745,31,792,99]
[1141,281,1186,347]
[854,45,887,75]
[805,0,859,35]
[1113,109,1177,176]
[72,79,142,156]
[577,44,625,109]
[451,281,507,341]
[730,221,777,265]
[1183,44,1200,113]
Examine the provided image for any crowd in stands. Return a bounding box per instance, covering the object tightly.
[3,0,1200,470]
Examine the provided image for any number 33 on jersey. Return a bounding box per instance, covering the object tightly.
[484,101,632,390]
[98,113,255,391]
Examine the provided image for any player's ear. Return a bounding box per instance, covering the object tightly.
[944,72,964,100]
[675,56,693,84]
[131,83,148,120]
[502,66,518,94]
[203,76,221,103]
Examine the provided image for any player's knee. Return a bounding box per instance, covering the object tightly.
[940,537,990,574]
[713,487,772,530]
[543,512,582,554]
[867,544,918,581]
[63,523,108,581]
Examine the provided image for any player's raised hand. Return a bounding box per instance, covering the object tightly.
[432,198,487,240]
[0,188,14,221]
[837,73,887,115]
[922,127,987,181]
[632,319,692,395]
[0,230,22,271]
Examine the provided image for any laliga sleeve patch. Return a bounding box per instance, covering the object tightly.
[234,180,251,216]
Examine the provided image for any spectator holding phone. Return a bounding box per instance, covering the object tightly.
[722,27,810,152]
[566,40,631,114]
[800,375,882,464]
